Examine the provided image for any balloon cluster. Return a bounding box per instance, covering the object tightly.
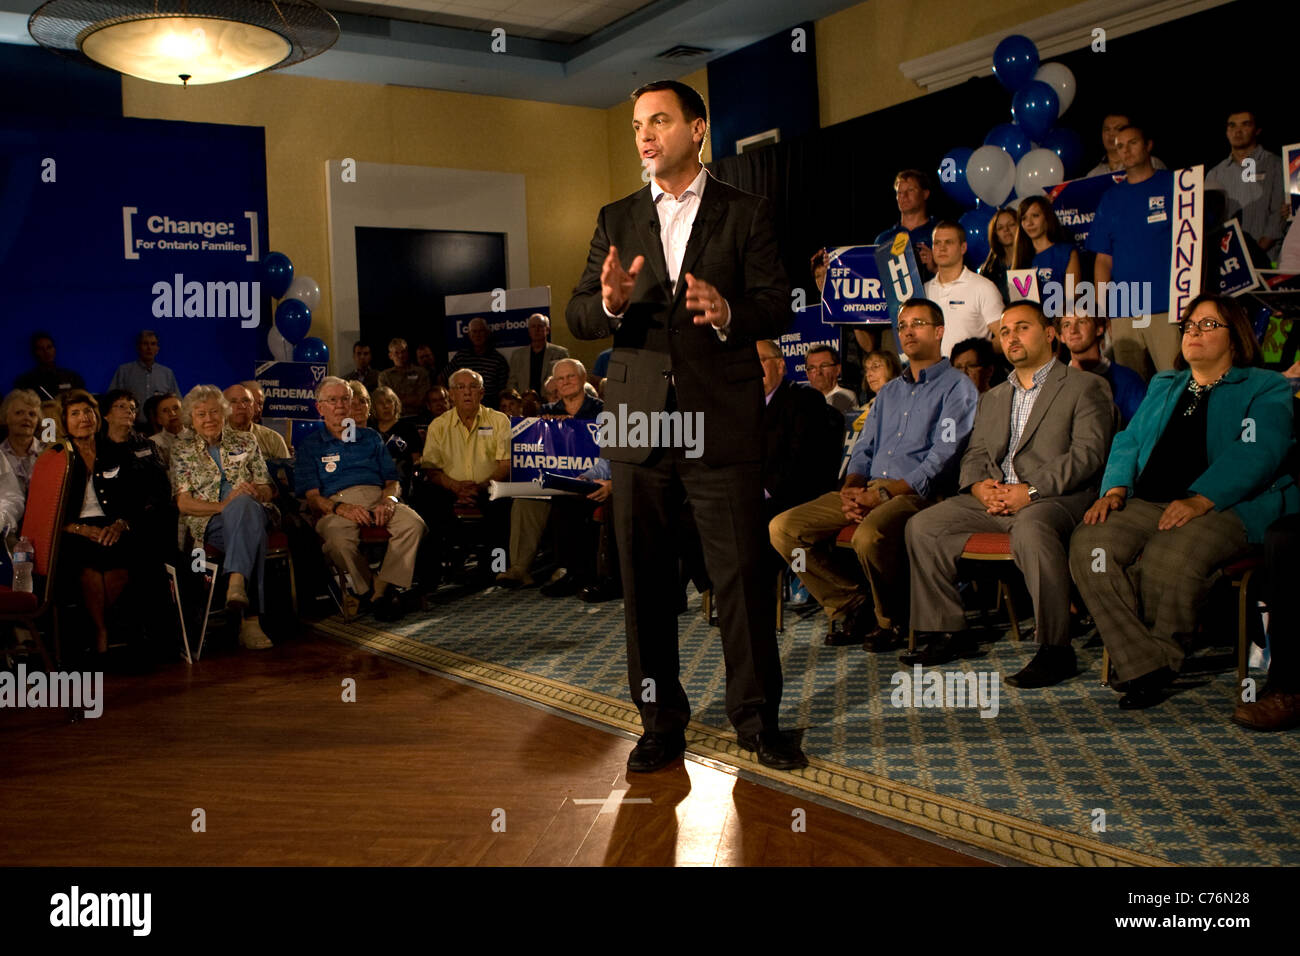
[260,251,328,364]
[937,36,1083,264]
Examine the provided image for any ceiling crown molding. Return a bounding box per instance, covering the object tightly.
[899,0,1234,92]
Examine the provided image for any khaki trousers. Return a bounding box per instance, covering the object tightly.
[315,485,427,591]
[1109,312,1181,380]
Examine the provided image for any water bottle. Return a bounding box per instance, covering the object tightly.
[11,535,34,593]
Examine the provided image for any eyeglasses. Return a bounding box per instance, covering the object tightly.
[449,384,481,392]
[1180,318,1229,335]
[897,320,936,331]
[806,363,839,373]
[319,396,351,406]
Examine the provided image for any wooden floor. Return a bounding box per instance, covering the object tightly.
[0,632,988,867]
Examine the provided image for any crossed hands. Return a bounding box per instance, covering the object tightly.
[972,479,1031,516]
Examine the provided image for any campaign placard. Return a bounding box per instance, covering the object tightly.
[780,305,841,382]
[445,286,551,359]
[509,416,602,483]
[1214,218,1261,296]
[1284,144,1300,218]
[1169,165,1205,322]
[1047,171,1122,246]
[820,241,922,326]
[1006,269,1041,302]
[254,360,329,419]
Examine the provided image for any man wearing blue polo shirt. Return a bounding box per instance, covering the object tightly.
[296,376,427,622]
[874,169,937,278]
[1088,124,1179,378]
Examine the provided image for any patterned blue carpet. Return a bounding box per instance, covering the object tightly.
[316,586,1300,866]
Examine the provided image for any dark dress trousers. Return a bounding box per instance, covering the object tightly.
[566,171,790,737]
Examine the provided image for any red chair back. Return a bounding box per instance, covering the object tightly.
[20,444,72,578]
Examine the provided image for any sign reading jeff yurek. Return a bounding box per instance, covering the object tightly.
[820,240,924,325]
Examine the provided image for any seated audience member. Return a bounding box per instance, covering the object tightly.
[949,338,997,393]
[145,393,184,467]
[347,380,374,428]
[296,378,427,622]
[1234,514,1300,730]
[1,389,46,496]
[443,319,511,410]
[759,339,843,520]
[379,338,433,417]
[498,389,523,419]
[874,169,938,277]
[224,384,290,460]
[498,359,603,592]
[344,341,379,391]
[507,313,569,394]
[240,381,267,425]
[171,385,275,649]
[415,385,451,425]
[420,368,510,587]
[14,331,85,400]
[109,330,180,425]
[1013,196,1081,292]
[1087,112,1168,177]
[541,375,559,405]
[1060,313,1147,426]
[772,300,978,649]
[57,391,166,659]
[1071,294,1297,709]
[979,208,1019,305]
[925,221,1004,357]
[1205,108,1285,254]
[415,342,442,380]
[842,350,903,479]
[905,301,1114,683]
[98,389,175,555]
[805,345,857,413]
[520,390,542,417]
[371,385,421,496]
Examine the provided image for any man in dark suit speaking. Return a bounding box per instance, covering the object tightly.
[566,80,806,772]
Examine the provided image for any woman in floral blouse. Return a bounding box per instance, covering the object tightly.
[171,385,275,649]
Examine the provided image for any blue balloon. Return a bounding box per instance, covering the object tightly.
[983,123,1031,165]
[1011,80,1060,142]
[275,298,312,345]
[293,336,329,364]
[937,147,977,207]
[959,206,995,268]
[260,251,294,299]
[992,34,1039,91]
[1039,127,1084,178]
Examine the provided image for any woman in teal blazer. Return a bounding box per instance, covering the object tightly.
[1070,293,1298,709]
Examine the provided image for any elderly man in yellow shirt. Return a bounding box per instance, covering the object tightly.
[420,368,512,588]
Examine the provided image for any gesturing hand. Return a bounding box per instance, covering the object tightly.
[601,244,644,316]
[685,273,729,328]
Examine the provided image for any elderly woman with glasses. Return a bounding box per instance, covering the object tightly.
[171,385,275,649]
[1070,293,1299,709]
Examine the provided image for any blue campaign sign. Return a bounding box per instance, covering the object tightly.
[445,286,551,352]
[255,361,329,420]
[509,417,602,482]
[0,115,268,395]
[1213,219,1260,296]
[1047,171,1121,246]
[820,242,922,326]
[780,305,840,382]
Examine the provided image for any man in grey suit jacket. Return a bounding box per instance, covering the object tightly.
[567,80,804,773]
[506,314,569,394]
[904,301,1115,687]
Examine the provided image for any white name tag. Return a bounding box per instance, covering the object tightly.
[134,448,153,458]
[103,466,120,478]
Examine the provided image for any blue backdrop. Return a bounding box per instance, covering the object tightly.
[0,114,269,398]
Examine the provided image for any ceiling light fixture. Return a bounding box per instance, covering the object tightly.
[28,0,339,86]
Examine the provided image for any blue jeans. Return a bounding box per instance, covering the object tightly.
[205,494,268,613]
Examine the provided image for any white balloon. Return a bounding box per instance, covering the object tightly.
[267,325,295,362]
[967,145,1016,207]
[284,275,321,312]
[1033,62,1076,116]
[1015,148,1066,199]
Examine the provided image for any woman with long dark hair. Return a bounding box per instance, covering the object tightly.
[979,207,1018,305]
[1013,196,1082,291]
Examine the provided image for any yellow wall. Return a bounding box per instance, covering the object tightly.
[123,74,613,367]
[815,0,1084,127]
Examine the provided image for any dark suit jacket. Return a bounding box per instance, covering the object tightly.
[566,171,789,466]
[959,361,1115,505]
[763,379,841,514]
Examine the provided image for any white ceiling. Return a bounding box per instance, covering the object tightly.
[0,0,863,108]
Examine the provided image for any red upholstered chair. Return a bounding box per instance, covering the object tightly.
[0,444,74,669]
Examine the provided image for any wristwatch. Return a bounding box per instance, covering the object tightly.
[386,494,400,505]
[876,486,892,502]
[1027,485,1041,502]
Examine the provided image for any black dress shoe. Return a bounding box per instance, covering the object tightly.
[823,616,859,646]
[861,625,905,653]
[541,570,581,598]
[737,730,808,771]
[579,582,621,603]
[899,632,974,666]
[626,731,686,773]
[372,589,405,623]
[1005,644,1078,688]
[1118,667,1176,709]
